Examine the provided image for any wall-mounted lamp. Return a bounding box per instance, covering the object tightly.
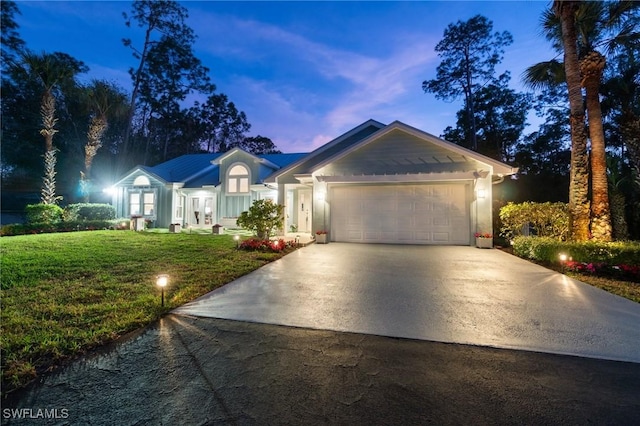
[315,191,326,202]
[156,274,169,307]
[477,189,486,199]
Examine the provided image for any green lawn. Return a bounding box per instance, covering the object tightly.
[0,231,288,393]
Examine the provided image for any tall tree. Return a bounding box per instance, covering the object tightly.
[442,72,531,162]
[1,0,25,72]
[120,0,209,169]
[189,93,251,153]
[18,51,87,204]
[422,15,513,151]
[136,34,212,162]
[80,80,129,201]
[554,0,591,241]
[235,136,281,155]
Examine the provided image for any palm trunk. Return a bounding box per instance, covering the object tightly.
[555,0,590,241]
[39,91,59,204]
[82,116,108,202]
[581,50,612,241]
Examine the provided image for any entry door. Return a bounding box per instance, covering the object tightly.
[297,189,311,232]
[191,198,201,225]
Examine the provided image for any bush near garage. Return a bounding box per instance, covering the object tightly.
[499,202,569,241]
[511,236,640,282]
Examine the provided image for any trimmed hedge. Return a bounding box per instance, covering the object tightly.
[25,204,63,224]
[512,236,640,282]
[512,236,640,265]
[1,219,130,236]
[63,203,116,221]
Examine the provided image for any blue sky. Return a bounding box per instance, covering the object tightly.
[14,1,556,153]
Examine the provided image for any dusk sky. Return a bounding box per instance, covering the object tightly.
[14,1,557,154]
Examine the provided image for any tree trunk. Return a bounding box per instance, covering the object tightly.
[39,91,59,204]
[581,50,612,241]
[555,0,590,241]
[82,115,108,202]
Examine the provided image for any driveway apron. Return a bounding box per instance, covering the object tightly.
[174,244,640,363]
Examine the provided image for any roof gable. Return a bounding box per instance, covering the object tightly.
[265,119,385,182]
[313,121,517,177]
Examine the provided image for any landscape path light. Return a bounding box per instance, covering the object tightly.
[559,253,568,273]
[156,274,169,307]
[234,235,240,248]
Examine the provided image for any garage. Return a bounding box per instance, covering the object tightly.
[330,183,470,245]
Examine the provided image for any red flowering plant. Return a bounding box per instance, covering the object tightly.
[316,230,328,235]
[565,260,640,283]
[239,238,290,252]
[474,232,492,239]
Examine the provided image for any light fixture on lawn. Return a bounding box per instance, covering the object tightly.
[559,253,568,273]
[234,235,240,248]
[156,274,169,307]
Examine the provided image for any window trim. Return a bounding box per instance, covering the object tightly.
[226,162,251,195]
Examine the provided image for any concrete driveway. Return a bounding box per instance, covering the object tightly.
[174,243,640,363]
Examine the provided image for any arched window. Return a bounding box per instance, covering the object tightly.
[133,175,150,186]
[227,164,250,194]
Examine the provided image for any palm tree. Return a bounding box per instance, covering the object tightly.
[554,0,591,241]
[80,80,128,201]
[526,1,637,241]
[580,49,612,241]
[19,51,81,204]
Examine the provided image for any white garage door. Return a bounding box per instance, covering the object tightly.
[330,184,470,245]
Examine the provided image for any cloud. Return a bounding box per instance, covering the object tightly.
[190,9,440,151]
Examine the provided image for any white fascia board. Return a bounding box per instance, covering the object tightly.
[264,119,387,183]
[165,183,185,190]
[312,120,518,177]
[293,174,314,184]
[112,167,167,186]
[315,171,478,183]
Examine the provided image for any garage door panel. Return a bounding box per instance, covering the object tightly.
[331,184,470,245]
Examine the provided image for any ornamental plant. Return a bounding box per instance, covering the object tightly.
[316,230,328,235]
[236,199,284,240]
[475,232,492,238]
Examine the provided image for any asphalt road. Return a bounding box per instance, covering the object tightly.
[3,316,640,425]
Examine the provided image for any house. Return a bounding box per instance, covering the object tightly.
[109,119,517,245]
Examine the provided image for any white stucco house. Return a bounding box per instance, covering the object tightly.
[109,119,517,245]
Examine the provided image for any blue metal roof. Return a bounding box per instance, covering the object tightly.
[145,152,307,188]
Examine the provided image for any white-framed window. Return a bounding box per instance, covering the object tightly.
[227,164,250,194]
[129,190,156,217]
[175,195,184,219]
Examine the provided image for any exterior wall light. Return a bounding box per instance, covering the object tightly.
[156,274,169,307]
[477,189,486,199]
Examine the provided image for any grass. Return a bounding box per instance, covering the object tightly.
[2,232,637,394]
[0,230,290,393]
[498,247,640,304]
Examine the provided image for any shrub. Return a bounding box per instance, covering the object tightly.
[25,203,63,224]
[511,236,640,282]
[236,199,284,240]
[239,238,289,252]
[499,202,569,241]
[64,203,116,221]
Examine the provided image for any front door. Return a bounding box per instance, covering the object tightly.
[297,189,311,232]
